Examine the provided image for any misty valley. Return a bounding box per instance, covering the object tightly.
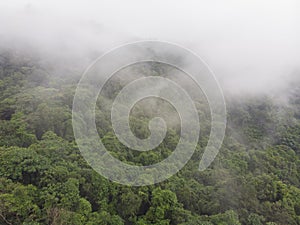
[0,49,299,225]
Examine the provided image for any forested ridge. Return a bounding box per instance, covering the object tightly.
[0,50,300,225]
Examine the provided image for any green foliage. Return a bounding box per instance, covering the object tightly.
[0,112,36,147]
[0,51,300,225]
[0,178,40,224]
[209,210,241,225]
[0,146,49,185]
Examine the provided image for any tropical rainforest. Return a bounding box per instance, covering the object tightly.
[0,49,300,225]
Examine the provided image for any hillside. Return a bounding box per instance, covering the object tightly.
[0,50,300,225]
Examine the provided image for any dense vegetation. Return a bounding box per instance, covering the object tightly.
[0,50,300,225]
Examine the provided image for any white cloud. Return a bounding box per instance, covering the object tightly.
[0,0,299,94]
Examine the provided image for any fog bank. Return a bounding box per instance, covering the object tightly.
[0,0,299,95]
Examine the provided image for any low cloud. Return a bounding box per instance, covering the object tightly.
[0,0,299,95]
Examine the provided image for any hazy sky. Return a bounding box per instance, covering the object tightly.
[0,0,299,94]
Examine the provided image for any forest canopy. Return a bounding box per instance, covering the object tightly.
[0,49,300,225]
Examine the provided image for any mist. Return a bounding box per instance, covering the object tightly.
[0,0,299,95]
